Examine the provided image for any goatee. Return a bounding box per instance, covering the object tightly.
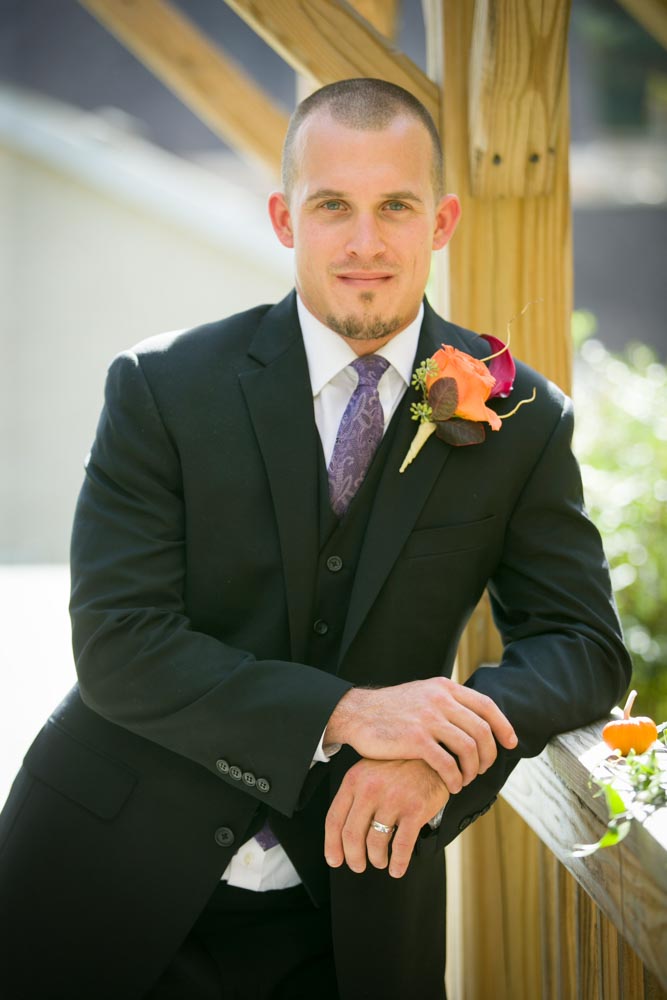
[325,312,403,342]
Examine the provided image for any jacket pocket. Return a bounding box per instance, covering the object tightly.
[23,720,137,821]
[401,515,498,559]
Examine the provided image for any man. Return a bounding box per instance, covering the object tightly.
[0,79,629,999]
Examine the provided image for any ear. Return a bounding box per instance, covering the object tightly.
[432,194,461,250]
[268,191,294,249]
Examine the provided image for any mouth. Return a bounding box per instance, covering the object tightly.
[334,272,396,289]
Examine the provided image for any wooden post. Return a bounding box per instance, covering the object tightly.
[423,1,574,996]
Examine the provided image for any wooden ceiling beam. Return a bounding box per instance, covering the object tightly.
[349,0,399,39]
[78,0,288,176]
[223,0,439,123]
[468,0,571,198]
[617,0,667,51]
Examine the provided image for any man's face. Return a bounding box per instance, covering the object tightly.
[269,112,460,354]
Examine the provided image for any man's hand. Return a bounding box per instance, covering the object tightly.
[324,677,516,794]
[325,758,449,879]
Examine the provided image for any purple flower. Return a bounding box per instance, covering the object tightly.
[481,334,515,399]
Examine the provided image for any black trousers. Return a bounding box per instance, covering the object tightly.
[145,882,339,1000]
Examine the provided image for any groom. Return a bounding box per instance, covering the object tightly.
[0,79,629,999]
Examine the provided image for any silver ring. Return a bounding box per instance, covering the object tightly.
[370,820,396,835]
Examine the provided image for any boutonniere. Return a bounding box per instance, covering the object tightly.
[399,332,536,473]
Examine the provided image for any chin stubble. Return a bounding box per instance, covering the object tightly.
[324,312,404,341]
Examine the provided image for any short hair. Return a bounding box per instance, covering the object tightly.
[281,78,444,200]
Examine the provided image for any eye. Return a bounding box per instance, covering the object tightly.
[321,200,345,211]
[384,200,409,212]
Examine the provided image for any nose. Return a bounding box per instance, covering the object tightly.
[344,212,386,259]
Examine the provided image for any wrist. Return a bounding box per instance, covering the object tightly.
[324,687,371,746]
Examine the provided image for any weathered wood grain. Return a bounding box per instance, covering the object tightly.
[78,0,288,175]
[424,0,573,394]
[349,0,398,38]
[502,724,667,991]
[468,0,571,197]
[223,0,439,121]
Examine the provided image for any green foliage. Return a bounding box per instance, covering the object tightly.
[409,401,433,424]
[411,357,439,392]
[572,737,667,858]
[573,325,667,723]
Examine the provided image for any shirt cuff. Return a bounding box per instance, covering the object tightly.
[310,728,342,766]
[428,805,446,830]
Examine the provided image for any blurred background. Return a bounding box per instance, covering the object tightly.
[1,0,666,802]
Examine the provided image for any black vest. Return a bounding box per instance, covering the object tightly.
[266,401,407,904]
[306,406,403,676]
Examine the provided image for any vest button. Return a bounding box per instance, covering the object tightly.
[326,555,343,572]
[313,619,329,636]
[214,826,235,848]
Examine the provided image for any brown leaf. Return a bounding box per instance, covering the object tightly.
[428,377,458,421]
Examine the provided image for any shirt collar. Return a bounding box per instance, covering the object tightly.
[297,294,424,397]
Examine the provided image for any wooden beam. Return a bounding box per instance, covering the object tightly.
[468,0,571,197]
[350,0,399,38]
[296,0,398,101]
[617,0,667,51]
[502,721,667,991]
[78,0,288,176]
[223,0,439,123]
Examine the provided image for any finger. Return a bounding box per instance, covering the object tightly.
[387,818,421,879]
[449,685,517,750]
[366,817,397,870]
[340,798,376,874]
[324,784,354,869]
[433,721,482,786]
[421,742,464,794]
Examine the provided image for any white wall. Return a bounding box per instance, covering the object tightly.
[1,91,293,562]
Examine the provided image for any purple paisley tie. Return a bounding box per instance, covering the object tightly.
[255,823,278,850]
[328,355,390,518]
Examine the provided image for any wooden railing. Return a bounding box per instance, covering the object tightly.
[448,720,667,999]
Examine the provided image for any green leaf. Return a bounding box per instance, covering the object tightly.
[572,820,631,857]
[599,781,628,818]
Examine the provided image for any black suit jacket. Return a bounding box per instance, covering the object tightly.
[0,293,630,999]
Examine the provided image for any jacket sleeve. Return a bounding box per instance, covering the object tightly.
[70,351,352,818]
[434,393,632,847]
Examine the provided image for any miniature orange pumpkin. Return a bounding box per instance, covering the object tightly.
[602,689,658,756]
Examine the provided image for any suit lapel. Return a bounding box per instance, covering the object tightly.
[238,293,319,664]
[338,301,478,665]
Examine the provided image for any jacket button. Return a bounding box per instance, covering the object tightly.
[458,816,472,832]
[214,827,235,848]
[243,771,256,786]
[313,619,329,636]
[326,555,343,572]
[215,759,230,774]
[256,777,271,794]
[229,765,243,781]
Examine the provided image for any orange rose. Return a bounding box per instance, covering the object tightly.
[426,345,501,430]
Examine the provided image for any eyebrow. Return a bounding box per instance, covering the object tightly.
[304,188,424,205]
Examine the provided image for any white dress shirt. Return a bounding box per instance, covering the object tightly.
[222,296,423,890]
